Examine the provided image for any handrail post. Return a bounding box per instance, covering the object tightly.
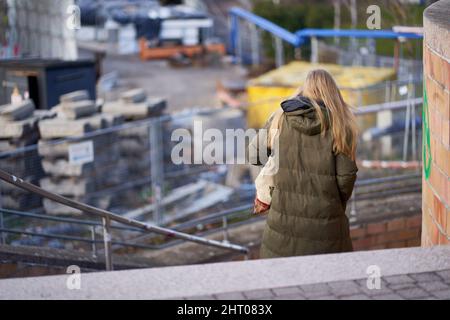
[236,18,243,64]
[350,187,357,218]
[229,13,239,60]
[0,169,249,256]
[250,23,260,66]
[294,47,301,60]
[402,87,411,161]
[410,76,417,161]
[222,216,229,243]
[102,216,113,271]
[150,118,164,225]
[274,36,284,67]
[0,192,5,245]
[91,225,97,259]
[0,211,5,245]
[310,36,318,63]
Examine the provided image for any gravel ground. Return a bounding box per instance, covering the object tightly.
[102,54,245,112]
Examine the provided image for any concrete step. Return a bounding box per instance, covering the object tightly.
[1,245,450,299]
[0,244,156,279]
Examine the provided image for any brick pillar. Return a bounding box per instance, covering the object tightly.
[422,0,450,246]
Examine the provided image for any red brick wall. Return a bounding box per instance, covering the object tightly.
[351,215,422,251]
[422,1,450,247]
[246,214,423,258]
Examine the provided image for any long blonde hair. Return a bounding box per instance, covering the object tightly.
[269,69,358,160]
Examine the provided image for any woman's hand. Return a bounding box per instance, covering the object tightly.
[253,198,270,215]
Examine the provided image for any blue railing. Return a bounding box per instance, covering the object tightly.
[228,7,423,61]
[228,7,300,54]
[296,28,423,45]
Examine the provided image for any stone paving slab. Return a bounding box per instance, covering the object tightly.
[1,246,450,299]
[188,270,450,300]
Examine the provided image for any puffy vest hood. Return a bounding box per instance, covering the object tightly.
[280,96,329,136]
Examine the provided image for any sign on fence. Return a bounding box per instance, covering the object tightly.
[69,141,94,165]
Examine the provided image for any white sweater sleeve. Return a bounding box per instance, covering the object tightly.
[254,156,277,205]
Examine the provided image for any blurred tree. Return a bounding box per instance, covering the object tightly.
[252,0,425,60]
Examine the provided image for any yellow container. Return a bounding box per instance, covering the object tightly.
[247,61,396,128]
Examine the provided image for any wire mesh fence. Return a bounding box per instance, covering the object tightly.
[0,107,252,256]
[0,107,256,221]
[317,40,423,81]
[0,98,423,254]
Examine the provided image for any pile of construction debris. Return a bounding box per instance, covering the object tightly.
[0,99,51,210]
[37,90,123,215]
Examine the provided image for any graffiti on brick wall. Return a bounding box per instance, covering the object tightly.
[423,79,432,180]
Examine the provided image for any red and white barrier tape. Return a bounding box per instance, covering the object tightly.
[358,160,422,169]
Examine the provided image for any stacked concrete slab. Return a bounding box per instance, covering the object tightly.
[0,100,51,210]
[102,88,166,121]
[102,88,167,208]
[37,90,123,215]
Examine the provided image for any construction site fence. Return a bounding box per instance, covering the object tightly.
[0,100,422,255]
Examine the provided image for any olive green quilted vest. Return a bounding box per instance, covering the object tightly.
[259,98,357,258]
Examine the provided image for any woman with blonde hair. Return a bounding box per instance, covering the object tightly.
[249,69,359,258]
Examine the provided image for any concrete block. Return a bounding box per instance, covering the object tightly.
[38,114,110,139]
[60,90,89,104]
[39,119,92,139]
[33,109,57,120]
[1,193,41,210]
[0,131,39,152]
[118,125,149,138]
[85,114,115,130]
[42,159,94,177]
[0,140,13,153]
[40,177,96,197]
[43,195,111,216]
[101,113,124,127]
[38,140,71,158]
[0,99,35,121]
[103,98,166,120]
[41,151,116,176]
[0,117,38,138]
[119,138,149,155]
[43,198,82,215]
[58,100,97,120]
[124,155,151,173]
[120,88,146,103]
[38,135,117,159]
[0,176,38,194]
[147,97,167,115]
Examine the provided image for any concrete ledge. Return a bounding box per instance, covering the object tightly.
[0,245,449,299]
[0,244,155,276]
[424,0,450,58]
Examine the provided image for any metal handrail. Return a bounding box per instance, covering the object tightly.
[355,98,423,115]
[0,172,421,257]
[0,203,255,254]
[0,207,142,232]
[0,227,159,250]
[0,169,249,270]
[125,173,422,248]
[117,204,255,249]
